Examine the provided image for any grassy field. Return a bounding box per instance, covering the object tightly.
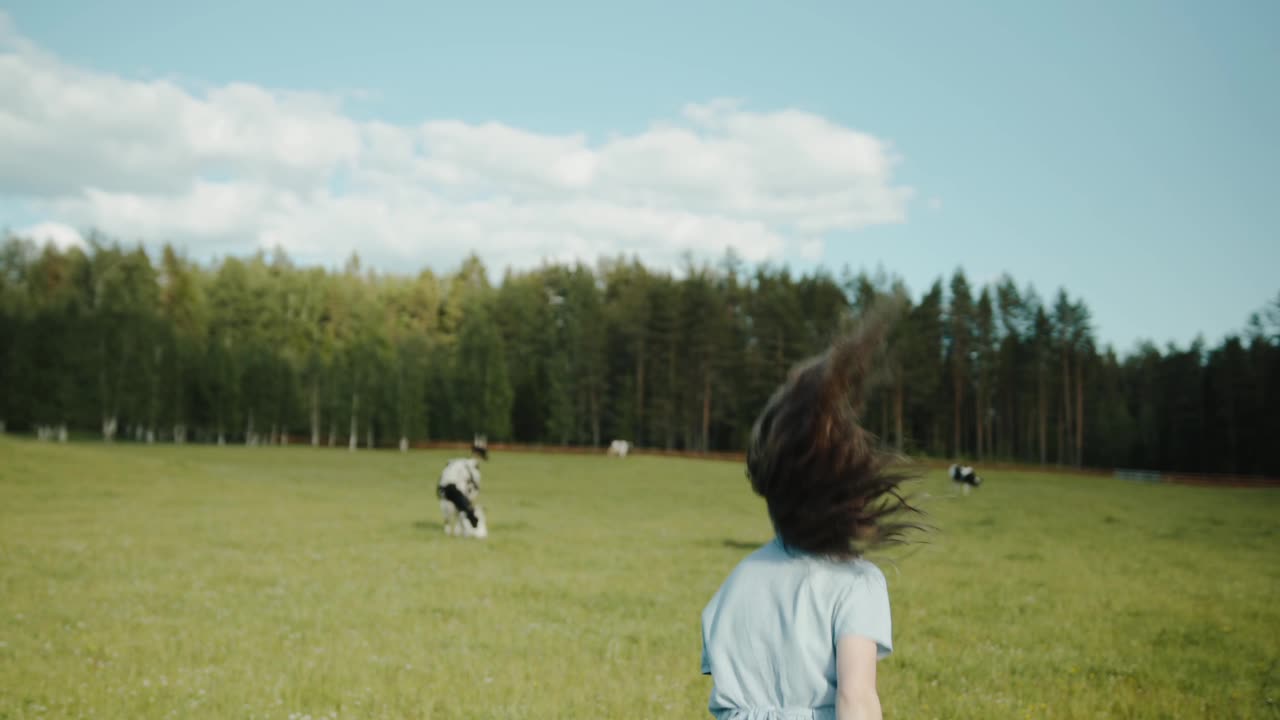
[1,438,1277,719]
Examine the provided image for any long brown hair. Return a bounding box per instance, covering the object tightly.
[746,307,923,560]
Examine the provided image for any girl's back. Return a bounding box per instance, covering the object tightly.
[700,538,892,719]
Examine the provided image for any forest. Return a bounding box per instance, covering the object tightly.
[2,232,1277,476]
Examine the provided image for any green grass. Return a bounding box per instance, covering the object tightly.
[1,438,1277,719]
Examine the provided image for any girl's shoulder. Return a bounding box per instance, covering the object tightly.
[820,555,887,588]
[827,556,886,580]
[716,538,887,589]
[769,537,887,581]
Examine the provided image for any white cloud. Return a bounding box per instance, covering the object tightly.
[0,12,913,276]
[799,238,825,261]
[14,221,84,250]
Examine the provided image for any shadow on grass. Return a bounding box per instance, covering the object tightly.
[412,519,532,532]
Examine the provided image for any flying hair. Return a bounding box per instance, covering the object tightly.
[746,304,924,560]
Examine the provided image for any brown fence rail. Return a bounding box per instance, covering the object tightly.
[407,440,748,463]
[16,432,1278,488]
[382,439,1280,488]
[1153,472,1280,489]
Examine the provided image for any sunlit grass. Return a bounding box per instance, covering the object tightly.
[1,438,1276,719]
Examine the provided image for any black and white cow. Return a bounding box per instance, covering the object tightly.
[948,463,983,495]
[437,435,489,538]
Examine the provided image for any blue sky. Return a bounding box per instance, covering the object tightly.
[2,0,1277,352]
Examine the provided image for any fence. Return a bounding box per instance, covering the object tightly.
[1115,469,1163,483]
[11,431,1280,487]
[404,440,1280,488]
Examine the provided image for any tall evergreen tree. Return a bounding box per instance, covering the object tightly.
[946,270,974,457]
[453,299,513,440]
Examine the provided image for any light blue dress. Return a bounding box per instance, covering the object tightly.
[699,537,893,720]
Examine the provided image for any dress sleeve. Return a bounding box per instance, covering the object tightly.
[699,583,724,676]
[831,562,893,660]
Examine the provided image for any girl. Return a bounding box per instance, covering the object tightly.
[699,315,921,720]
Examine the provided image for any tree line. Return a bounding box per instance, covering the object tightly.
[2,233,1278,476]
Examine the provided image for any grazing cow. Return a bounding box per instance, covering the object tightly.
[607,439,631,457]
[949,464,983,495]
[437,435,489,538]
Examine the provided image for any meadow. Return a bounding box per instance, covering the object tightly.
[1,438,1277,719]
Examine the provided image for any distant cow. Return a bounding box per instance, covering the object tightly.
[607,439,631,457]
[437,435,489,538]
[949,464,983,495]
